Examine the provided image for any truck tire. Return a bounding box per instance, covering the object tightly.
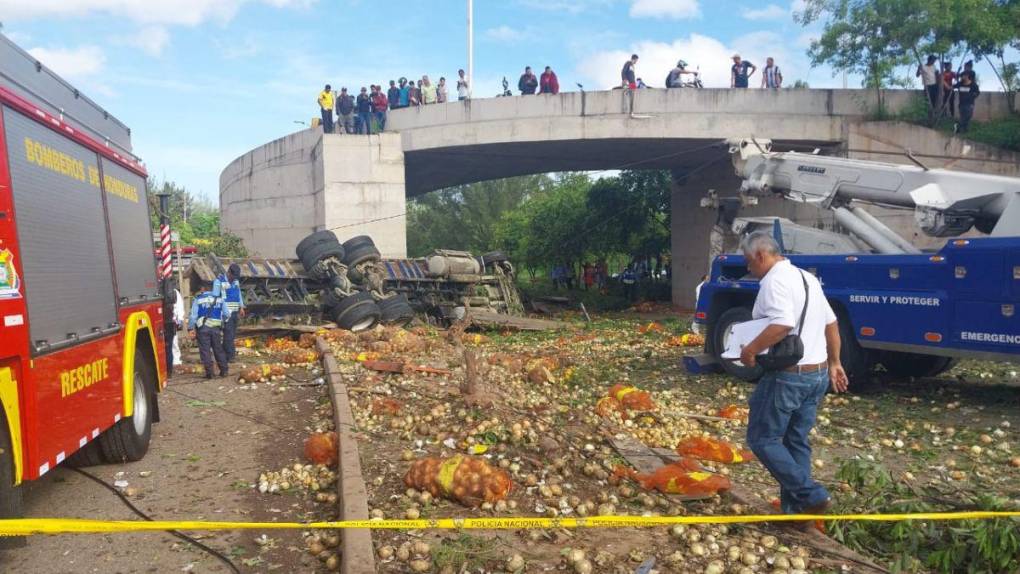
[0,410,25,548]
[712,307,764,382]
[295,230,339,260]
[98,352,156,463]
[881,352,957,379]
[320,288,341,312]
[378,294,415,326]
[301,243,345,279]
[342,236,381,268]
[836,312,873,390]
[331,291,381,332]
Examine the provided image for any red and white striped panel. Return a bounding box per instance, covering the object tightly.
[159,223,172,279]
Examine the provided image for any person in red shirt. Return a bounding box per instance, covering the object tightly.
[941,62,956,117]
[371,85,389,131]
[540,66,560,95]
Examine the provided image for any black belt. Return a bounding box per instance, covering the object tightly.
[782,362,827,373]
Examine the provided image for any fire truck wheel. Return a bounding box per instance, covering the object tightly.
[98,352,155,463]
[66,439,105,467]
[713,307,764,382]
[300,243,346,279]
[332,291,381,332]
[341,236,381,268]
[0,410,24,542]
[880,352,956,379]
[295,230,340,260]
[378,294,415,326]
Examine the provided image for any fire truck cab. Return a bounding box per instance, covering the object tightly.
[0,33,166,521]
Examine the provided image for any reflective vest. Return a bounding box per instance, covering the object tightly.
[194,292,225,328]
[214,274,243,312]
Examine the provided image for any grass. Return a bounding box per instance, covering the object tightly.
[875,92,1020,152]
[431,534,502,571]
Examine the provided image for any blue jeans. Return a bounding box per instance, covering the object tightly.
[747,368,831,513]
[374,110,386,131]
[358,111,372,134]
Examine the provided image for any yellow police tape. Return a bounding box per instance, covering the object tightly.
[1,511,1018,536]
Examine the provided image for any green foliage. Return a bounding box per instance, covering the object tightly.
[407,175,552,257]
[955,114,1020,151]
[830,459,1020,573]
[792,79,810,89]
[146,179,247,257]
[431,534,500,571]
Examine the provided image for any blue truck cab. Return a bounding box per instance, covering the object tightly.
[689,236,1020,386]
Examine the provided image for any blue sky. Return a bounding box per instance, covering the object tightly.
[0,0,999,203]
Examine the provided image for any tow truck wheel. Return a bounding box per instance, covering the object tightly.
[881,352,957,379]
[836,311,873,390]
[712,307,764,382]
[0,410,24,543]
[98,352,155,463]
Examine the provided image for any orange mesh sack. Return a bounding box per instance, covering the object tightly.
[614,461,730,496]
[595,397,628,419]
[717,404,748,420]
[676,437,755,464]
[284,349,319,365]
[304,432,338,467]
[403,455,512,507]
[371,398,402,416]
[608,384,655,411]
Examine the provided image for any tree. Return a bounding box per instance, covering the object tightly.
[406,174,552,257]
[969,0,1020,113]
[585,170,671,260]
[146,179,247,257]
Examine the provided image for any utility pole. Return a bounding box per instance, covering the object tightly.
[156,190,176,375]
[467,0,474,99]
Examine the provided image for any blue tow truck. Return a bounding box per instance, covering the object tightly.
[688,140,1020,386]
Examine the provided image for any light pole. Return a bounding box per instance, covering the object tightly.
[467,0,474,99]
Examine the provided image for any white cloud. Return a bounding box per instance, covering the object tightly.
[27,45,106,80]
[576,34,731,89]
[742,4,786,20]
[629,0,700,20]
[485,25,531,44]
[790,0,807,15]
[119,26,170,56]
[796,31,818,49]
[516,0,612,14]
[0,0,314,26]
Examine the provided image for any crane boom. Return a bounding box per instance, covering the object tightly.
[729,139,1020,238]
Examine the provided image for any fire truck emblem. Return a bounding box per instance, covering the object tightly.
[0,249,21,299]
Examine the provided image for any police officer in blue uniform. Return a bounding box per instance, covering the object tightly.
[213,264,245,363]
[621,266,638,302]
[188,289,231,379]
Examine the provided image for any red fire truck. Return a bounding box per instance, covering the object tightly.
[0,35,166,520]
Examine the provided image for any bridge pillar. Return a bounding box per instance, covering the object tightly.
[322,133,407,257]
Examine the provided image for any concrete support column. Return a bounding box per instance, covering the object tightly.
[322,133,407,258]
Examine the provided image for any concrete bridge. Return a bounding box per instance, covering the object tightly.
[220,88,1019,307]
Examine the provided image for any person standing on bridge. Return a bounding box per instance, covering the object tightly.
[437,77,448,103]
[372,85,389,131]
[317,84,335,133]
[398,78,411,108]
[917,55,939,113]
[954,72,979,134]
[457,69,470,101]
[730,54,756,88]
[336,87,355,134]
[540,66,560,95]
[761,57,783,89]
[356,87,373,134]
[622,54,638,89]
[737,232,848,526]
[422,76,438,105]
[387,80,401,111]
[410,80,422,107]
[518,66,538,95]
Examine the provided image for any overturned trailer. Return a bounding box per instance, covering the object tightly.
[187,241,524,328]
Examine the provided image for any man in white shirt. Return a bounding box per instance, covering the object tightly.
[737,232,848,524]
[917,55,939,114]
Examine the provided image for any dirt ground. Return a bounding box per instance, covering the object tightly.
[1,338,335,574]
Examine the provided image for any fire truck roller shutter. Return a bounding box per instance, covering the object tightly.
[100,158,158,305]
[2,106,119,352]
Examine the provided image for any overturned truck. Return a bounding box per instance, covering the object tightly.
[188,232,524,331]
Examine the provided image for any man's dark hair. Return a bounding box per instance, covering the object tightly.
[926,55,937,64]
[525,66,532,71]
[325,84,331,90]
[631,54,639,60]
[228,263,241,279]
[389,80,395,85]
[545,66,551,71]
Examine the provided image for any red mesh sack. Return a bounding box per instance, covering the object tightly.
[371,398,402,416]
[403,455,512,507]
[676,436,755,464]
[717,404,748,420]
[303,432,338,467]
[595,397,627,419]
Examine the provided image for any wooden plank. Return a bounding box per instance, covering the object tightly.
[469,310,568,331]
[610,436,715,502]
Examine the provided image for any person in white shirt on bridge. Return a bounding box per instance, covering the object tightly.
[738,232,849,525]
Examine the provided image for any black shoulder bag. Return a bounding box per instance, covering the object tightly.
[756,271,809,371]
